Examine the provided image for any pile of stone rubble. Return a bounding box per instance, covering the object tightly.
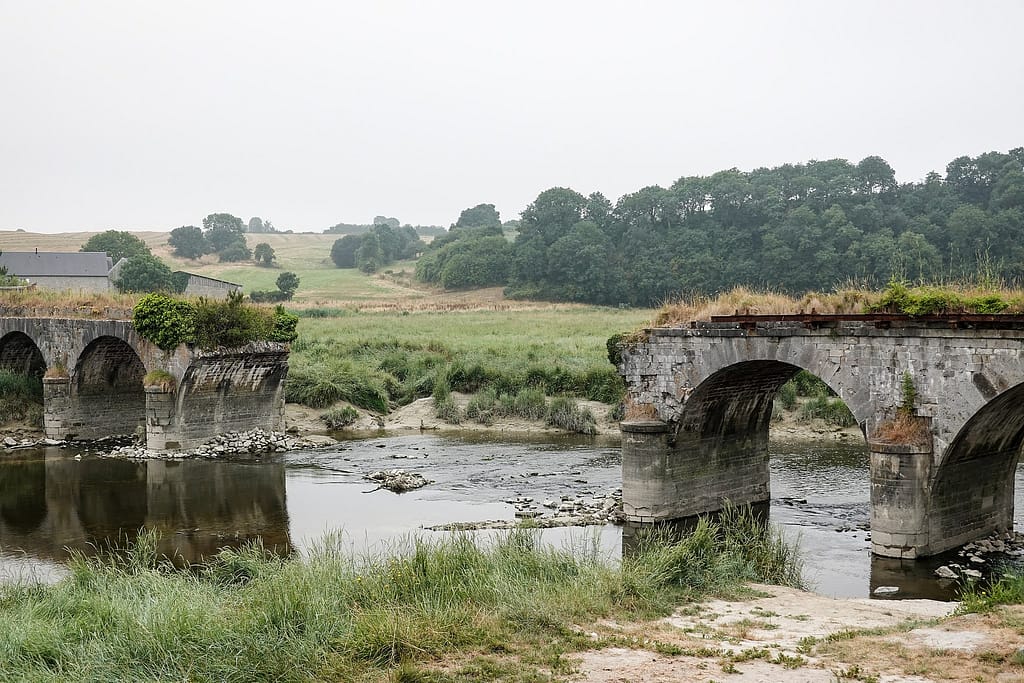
[934,530,1024,581]
[364,469,432,492]
[426,488,624,531]
[99,429,336,460]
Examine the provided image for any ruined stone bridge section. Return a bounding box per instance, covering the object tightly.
[0,317,288,451]
[617,316,1024,558]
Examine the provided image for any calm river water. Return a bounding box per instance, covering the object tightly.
[1,433,1020,599]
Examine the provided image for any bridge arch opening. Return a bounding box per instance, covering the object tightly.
[624,360,867,523]
[0,331,46,427]
[926,383,1024,553]
[71,335,146,439]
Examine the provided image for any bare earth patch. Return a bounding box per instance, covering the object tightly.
[572,585,1024,682]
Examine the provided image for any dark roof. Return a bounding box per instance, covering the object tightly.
[0,251,113,277]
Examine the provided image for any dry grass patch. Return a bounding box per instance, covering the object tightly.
[872,413,932,447]
[0,288,138,319]
[654,287,881,326]
[816,611,1024,682]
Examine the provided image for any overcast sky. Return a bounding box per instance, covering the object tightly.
[2,1,1022,233]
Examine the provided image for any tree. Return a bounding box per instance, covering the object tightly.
[218,240,252,262]
[168,225,209,259]
[276,272,299,299]
[81,230,151,262]
[253,242,276,266]
[455,203,501,229]
[331,234,362,268]
[114,254,172,293]
[203,213,247,253]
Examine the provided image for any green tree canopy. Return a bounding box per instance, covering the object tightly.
[168,225,208,259]
[114,253,172,293]
[80,230,151,262]
[276,271,299,299]
[253,242,275,266]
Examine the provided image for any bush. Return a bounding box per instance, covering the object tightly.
[132,293,197,350]
[321,405,359,429]
[545,396,597,435]
[269,306,299,343]
[503,387,548,420]
[192,292,271,349]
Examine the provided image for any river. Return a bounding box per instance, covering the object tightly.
[1,433,1020,599]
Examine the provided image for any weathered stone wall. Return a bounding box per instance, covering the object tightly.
[147,344,289,450]
[619,320,1024,557]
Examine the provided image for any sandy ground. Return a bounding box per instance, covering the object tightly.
[572,584,1024,682]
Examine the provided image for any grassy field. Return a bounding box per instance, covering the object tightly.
[0,231,653,414]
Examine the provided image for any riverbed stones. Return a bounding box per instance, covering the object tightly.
[94,428,336,460]
[365,469,431,492]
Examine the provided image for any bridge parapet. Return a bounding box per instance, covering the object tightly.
[619,316,1024,558]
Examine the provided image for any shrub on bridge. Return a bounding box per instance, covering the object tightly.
[132,293,197,350]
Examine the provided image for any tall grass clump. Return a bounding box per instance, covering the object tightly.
[624,504,804,600]
[431,374,461,424]
[0,516,801,681]
[957,567,1024,614]
[321,405,359,429]
[545,396,597,435]
[285,357,391,412]
[798,396,857,427]
[0,370,44,425]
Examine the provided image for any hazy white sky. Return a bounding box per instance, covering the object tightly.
[2,1,1022,233]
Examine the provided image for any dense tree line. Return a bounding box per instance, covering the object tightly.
[324,216,445,238]
[330,223,424,272]
[169,213,252,262]
[415,203,514,289]
[493,149,1024,306]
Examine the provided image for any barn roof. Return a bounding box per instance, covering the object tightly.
[0,251,114,277]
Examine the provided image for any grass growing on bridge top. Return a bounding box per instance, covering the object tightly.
[0,508,801,682]
[653,281,1024,327]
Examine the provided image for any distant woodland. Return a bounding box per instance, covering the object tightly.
[412,148,1024,306]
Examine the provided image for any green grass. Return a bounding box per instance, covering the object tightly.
[287,307,651,412]
[0,509,802,682]
[0,370,43,426]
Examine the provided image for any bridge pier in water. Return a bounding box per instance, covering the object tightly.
[618,316,1024,559]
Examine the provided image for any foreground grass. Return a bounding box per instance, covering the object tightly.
[0,508,800,682]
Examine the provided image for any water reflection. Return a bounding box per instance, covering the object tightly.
[1,434,1020,601]
[0,451,291,569]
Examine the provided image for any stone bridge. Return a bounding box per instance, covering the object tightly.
[617,315,1024,559]
[0,317,288,450]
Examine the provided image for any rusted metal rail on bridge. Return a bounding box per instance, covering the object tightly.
[703,312,1024,331]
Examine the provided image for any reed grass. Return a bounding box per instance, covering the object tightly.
[0,509,802,682]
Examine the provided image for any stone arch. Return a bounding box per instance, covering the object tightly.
[0,331,47,378]
[926,383,1024,553]
[624,359,866,522]
[70,335,147,438]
